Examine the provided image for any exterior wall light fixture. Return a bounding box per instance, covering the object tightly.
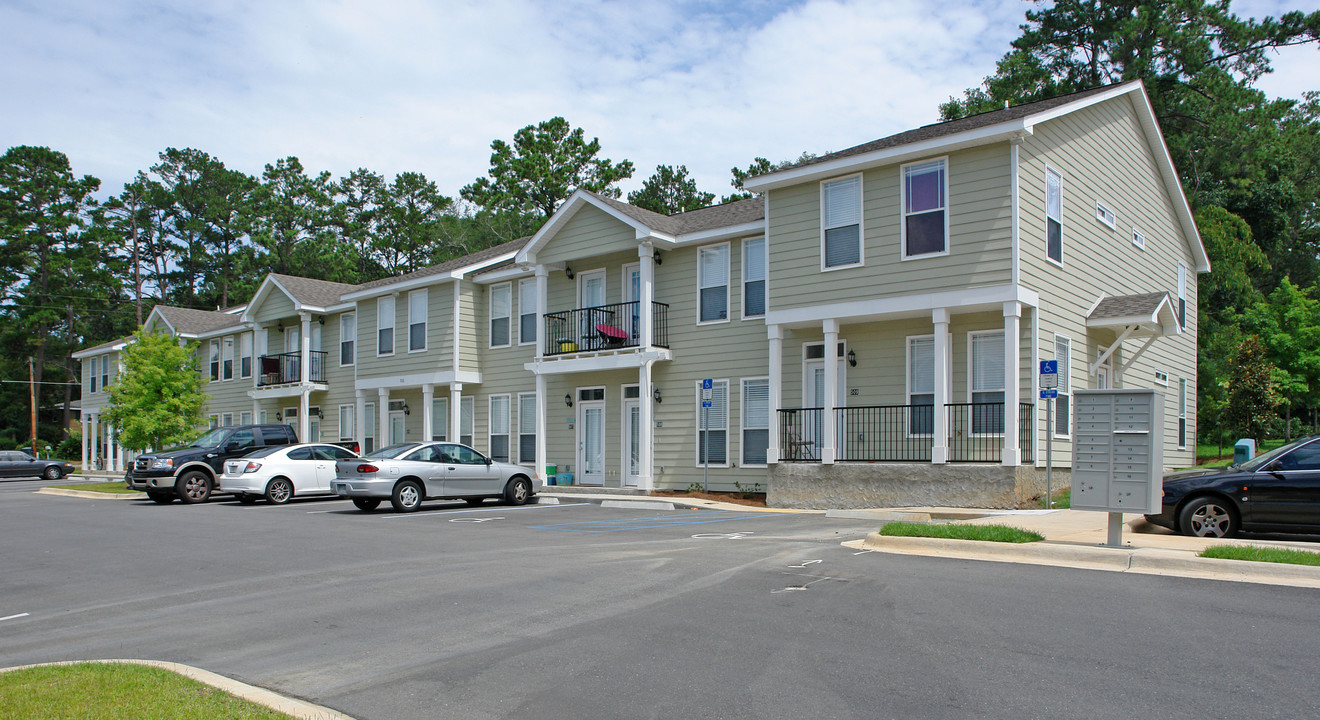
[847,349,857,367]
[652,387,662,403]
[564,393,573,407]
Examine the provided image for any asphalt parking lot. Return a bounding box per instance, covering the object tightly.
[4,479,1320,720]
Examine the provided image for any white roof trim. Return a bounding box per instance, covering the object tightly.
[671,220,766,246]
[72,340,131,359]
[516,190,675,263]
[474,264,535,284]
[239,276,301,323]
[143,306,177,336]
[1086,295,1182,337]
[339,251,518,301]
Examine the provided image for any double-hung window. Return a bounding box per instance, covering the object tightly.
[1054,336,1071,436]
[209,340,220,381]
[489,395,510,462]
[1178,378,1188,449]
[698,244,729,323]
[377,296,395,356]
[240,411,252,425]
[697,379,729,465]
[902,159,947,258]
[340,313,355,366]
[101,357,109,390]
[907,336,935,435]
[490,283,511,347]
[408,289,427,352]
[431,397,448,441]
[339,404,355,442]
[518,393,537,464]
[742,378,769,466]
[89,361,98,393]
[1046,168,1063,264]
[240,333,252,378]
[1177,263,1187,328]
[222,337,234,380]
[969,331,1005,434]
[743,237,766,318]
[519,278,536,345]
[822,175,862,268]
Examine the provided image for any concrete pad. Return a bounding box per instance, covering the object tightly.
[825,509,932,523]
[601,499,676,511]
[35,488,138,501]
[531,496,560,505]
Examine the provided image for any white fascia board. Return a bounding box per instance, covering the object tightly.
[143,307,177,336]
[1129,89,1209,273]
[448,251,519,279]
[326,302,355,313]
[524,349,672,375]
[670,221,766,247]
[1018,82,1141,127]
[222,305,248,315]
[239,276,294,323]
[474,264,535,284]
[743,121,1031,192]
[195,323,248,340]
[518,190,659,263]
[354,369,481,391]
[765,284,1039,328]
[72,341,130,360]
[340,274,455,302]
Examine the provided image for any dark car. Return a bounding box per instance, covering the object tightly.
[1145,436,1320,538]
[128,424,298,504]
[0,450,74,480]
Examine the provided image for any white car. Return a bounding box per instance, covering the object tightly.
[219,443,360,505]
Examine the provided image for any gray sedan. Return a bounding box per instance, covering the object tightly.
[332,442,541,512]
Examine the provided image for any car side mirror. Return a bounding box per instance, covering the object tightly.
[485,456,493,466]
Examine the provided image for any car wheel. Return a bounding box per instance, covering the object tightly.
[391,480,423,513]
[1179,496,1238,538]
[176,471,212,504]
[265,477,294,505]
[43,465,63,481]
[236,493,258,505]
[352,498,381,512]
[503,476,532,506]
[146,490,174,504]
[465,497,485,506]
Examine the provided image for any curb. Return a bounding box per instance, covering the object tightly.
[35,487,139,501]
[851,533,1320,588]
[0,659,353,719]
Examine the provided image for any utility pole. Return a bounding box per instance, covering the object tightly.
[29,356,37,457]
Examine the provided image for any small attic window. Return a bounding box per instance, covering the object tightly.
[1131,228,1146,249]
[1095,202,1116,229]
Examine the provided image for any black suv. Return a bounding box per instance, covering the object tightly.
[127,424,297,504]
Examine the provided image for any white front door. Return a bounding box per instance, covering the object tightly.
[578,401,605,486]
[389,410,405,445]
[624,399,641,486]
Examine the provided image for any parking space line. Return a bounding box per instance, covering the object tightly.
[0,613,30,623]
[531,511,790,533]
[382,503,590,519]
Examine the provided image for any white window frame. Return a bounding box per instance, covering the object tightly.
[222,336,234,381]
[1046,167,1064,267]
[103,356,110,389]
[1132,228,1146,250]
[338,404,355,441]
[377,295,395,357]
[460,396,474,447]
[364,402,376,453]
[488,394,510,462]
[741,377,769,468]
[406,289,427,353]
[906,335,936,438]
[240,333,253,378]
[1054,335,1071,438]
[1095,201,1116,229]
[89,360,97,393]
[221,412,233,427]
[697,243,731,325]
[518,278,537,346]
[209,340,220,382]
[209,414,219,429]
[340,312,355,367]
[900,157,950,261]
[518,392,537,465]
[1154,369,1169,386]
[240,411,252,426]
[694,378,730,468]
[1178,378,1188,450]
[742,236,766,319]
[490,282,512,348]
[967,330,1006,437]
[821,173,864,270]
[1178,263,1188,329]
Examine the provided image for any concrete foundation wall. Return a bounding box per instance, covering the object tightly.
[768,463,1072,509]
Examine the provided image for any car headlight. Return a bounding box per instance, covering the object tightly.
[150,458,174,470]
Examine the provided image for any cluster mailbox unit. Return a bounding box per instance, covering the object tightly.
[1070,389,1165,545]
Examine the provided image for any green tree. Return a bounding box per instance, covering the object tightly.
[375,172,458,275]
[460,117,634,220]
[1223,334,1279,442]
[1242,278,1320,433]
[723,153,819,202]
[627,164,715,214]
[248,157,334,279]
[103,330,206,452]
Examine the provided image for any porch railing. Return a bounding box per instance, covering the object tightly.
[544,301,670,356]
[257,351,326,386]
[778,402,1037,463]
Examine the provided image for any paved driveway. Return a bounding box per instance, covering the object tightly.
[2,483,1318,719]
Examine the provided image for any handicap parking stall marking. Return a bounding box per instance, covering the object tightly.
[530,510,792,534]
[380,502,591,520]
[449,516,504,523]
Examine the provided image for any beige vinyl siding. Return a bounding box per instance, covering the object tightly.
[767,144,1013,311]
[537,204,638,265]
[459,284,479,371]
[251,290,296,323]
[353,288,454,380]
[469,334,537,462]
[1019,94,1197,468]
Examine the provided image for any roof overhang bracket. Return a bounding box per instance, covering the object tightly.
[1090,325,1136,376]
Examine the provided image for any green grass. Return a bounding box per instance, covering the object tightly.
[1199,545,1320,566]
[0,662,294,719]
[1035,487,1070,509]
[49,481,139,494]
[879,521,1044,543]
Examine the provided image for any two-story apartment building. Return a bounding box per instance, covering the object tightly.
[77,80,1204,508]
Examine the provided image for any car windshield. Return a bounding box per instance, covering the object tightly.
[190,428,230,448]
[1238,437,1314,471]
[364,443,420,459]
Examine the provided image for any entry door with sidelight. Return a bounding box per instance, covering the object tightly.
[623,385,642,486]
[803,343,847,461]
[577,388,606,485]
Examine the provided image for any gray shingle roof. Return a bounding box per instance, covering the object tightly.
[352,237,531,293]
[155,306,245,334]
[267,274,359,308]
[583,192,764,236]
[78,337,130,355]
[1088,292,1172,321]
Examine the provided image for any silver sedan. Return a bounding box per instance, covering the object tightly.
[332,442,541,512]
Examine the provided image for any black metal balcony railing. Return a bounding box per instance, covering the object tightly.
[544,301,670,356]
[779,402,1036,464]
[257,351,326,387]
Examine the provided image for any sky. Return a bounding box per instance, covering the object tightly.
[2,0,1317,204]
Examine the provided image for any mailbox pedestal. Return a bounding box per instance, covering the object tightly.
[1070,389,1165,547]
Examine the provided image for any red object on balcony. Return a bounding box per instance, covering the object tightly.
[596,323,628,340]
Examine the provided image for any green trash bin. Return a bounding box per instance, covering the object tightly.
[546,464,557,486]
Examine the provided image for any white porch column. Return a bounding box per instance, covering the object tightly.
[378,388,390,446]
[534,373,547,481]
[449,383,463,445]
[638,243,655,348]
[1002,301,1022,466]
[298,390,310,442]
[767,324,783,464]
[932,308,951,464]
[80,415,89,471]
[422,384,434,441]
[299,312,312,384]
[822,319,839,464]
[354,390,366,448]
[638,361,654,489]
[252,399,261,424]
[535,265,549,358]
[107,425,118,472]
[89,413,99,468]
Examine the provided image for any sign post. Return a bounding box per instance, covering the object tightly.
[1039,361,1058,509]
[701,379,713,492]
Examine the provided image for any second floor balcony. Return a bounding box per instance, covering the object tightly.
[544,301,669,357]
[258,351,327,387]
